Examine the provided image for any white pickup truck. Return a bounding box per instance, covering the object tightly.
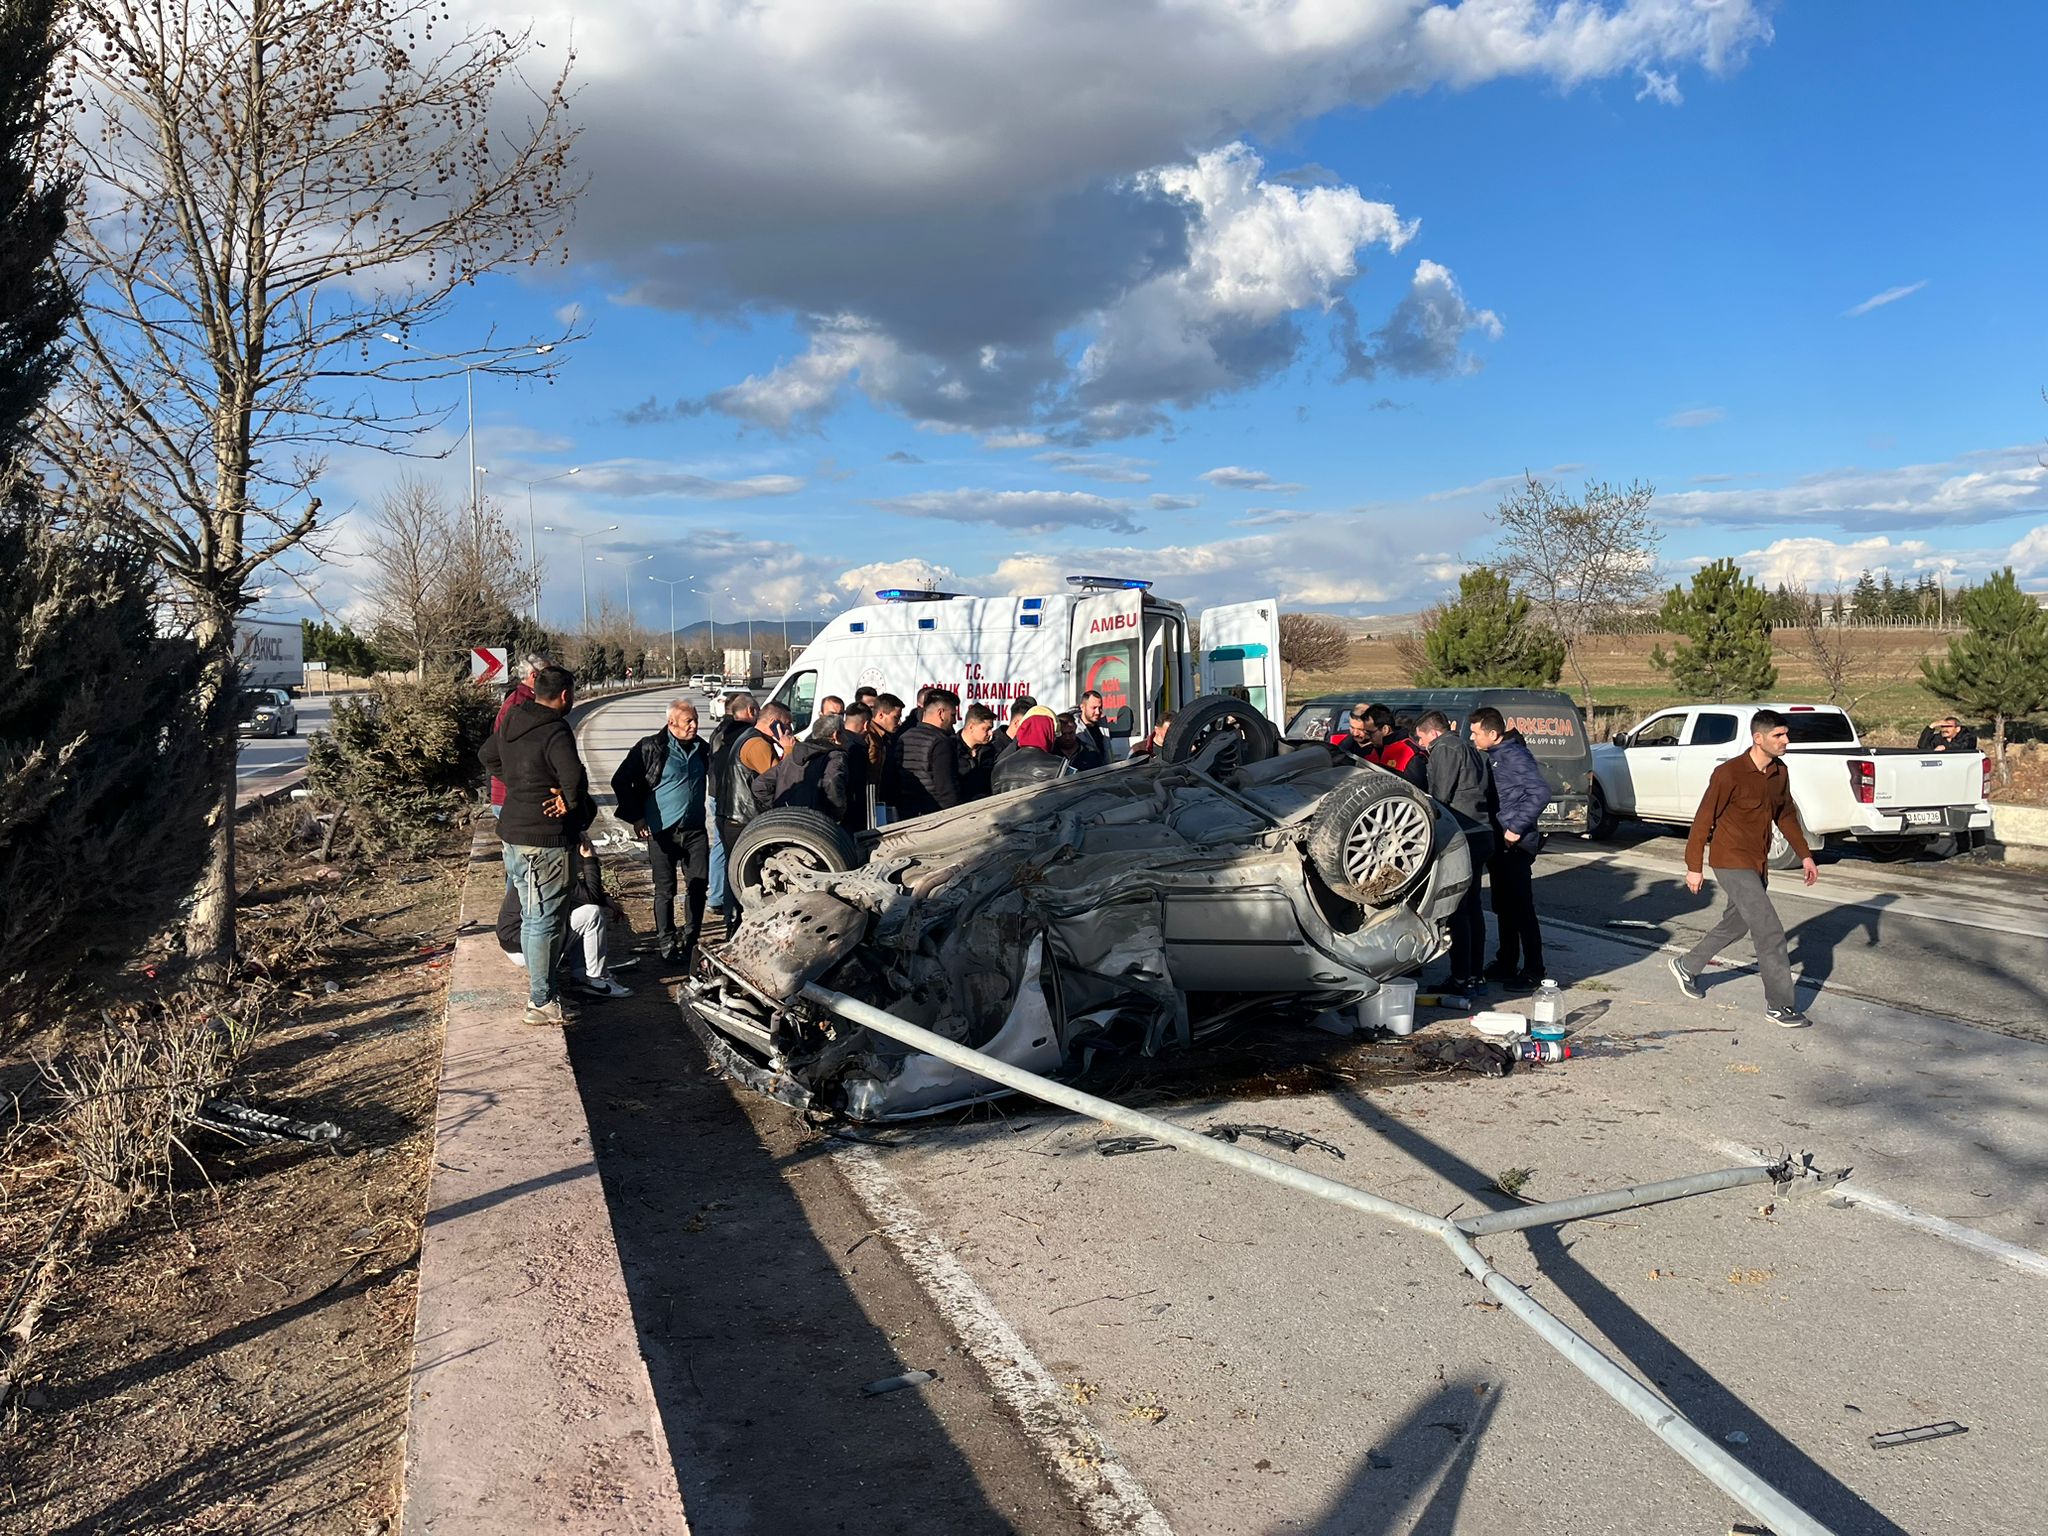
[1588,703,1991,865]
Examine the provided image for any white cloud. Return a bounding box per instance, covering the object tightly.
[577,462,806,500]
[1662,445,2048,532]
[837,559,963,597]
[1661,405,1726,429]
[1843,280,1928,318]
[1735,535,1943,588]
[1636,69,1683,105]
[1148,494,1201,512]
[2008,525,2048,579]
[983,431,1049,450]
[1037,451,1153,484]
[871,488,1145,534]
[1201,465,1305,493]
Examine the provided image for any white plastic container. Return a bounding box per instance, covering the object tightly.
[1360,979,1420,1036]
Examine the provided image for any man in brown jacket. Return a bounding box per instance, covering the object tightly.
[1670,709,1820,1027]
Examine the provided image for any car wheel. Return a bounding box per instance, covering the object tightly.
[1306,774,1437,907]
[1860,837,1920,864]
[729,809,860,905]
[1585,781,1617,841]
[1159,694,1279,772]
[1765,822,1820,869]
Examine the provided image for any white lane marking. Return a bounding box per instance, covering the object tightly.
[833,1144,1176,1536]
[1707,1139,2048,1280]
[1546,845,2048,940]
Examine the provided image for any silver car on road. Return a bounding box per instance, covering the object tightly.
[684,696,1473,1120]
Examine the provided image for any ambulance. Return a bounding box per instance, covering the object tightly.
[763,577,1286,750]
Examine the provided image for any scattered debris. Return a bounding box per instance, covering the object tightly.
[1120,1391,1169,1425]
[1097,1135,1171,1157]
[1606,919,1659,929]
[1411,1037,1513,1077]
[1063,1379,1099,1406]
[1728,1063,1762,1074]
[1727,1269,1772,1286]
[1723,1430,1750,1446]
[1869,1421,1967,1449]
[861,1369,935,1397]
[192,1099,347,1147]
[1205,1123,1345,1160]
[1366,1451,1394,1470]
[1494,1167,1536,1198]
[1430,1420,1468,1442]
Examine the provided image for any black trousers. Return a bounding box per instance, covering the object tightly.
[650,824,709,948]
[716,818,747,928]
[1488,840,1544,975]
[1448,829,1492,981]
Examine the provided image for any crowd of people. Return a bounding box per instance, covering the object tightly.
[480,656,1842,1030]
[477,658,1130,1024]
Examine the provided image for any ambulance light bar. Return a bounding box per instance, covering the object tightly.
[1066,575,1153,591]
[875,588,966,602]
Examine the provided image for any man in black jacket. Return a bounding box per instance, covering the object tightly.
[959,703,999,799]
[1414,711,1491,992]
[611,699,712,964]
[770,714,856,827]
[1072,689,1110,771]
[893,688,969,818]
[479,666,591,1025]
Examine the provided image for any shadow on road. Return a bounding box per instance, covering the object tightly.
[1297,1376,1502,1535]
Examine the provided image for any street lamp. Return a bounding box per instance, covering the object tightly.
[597,552,654,622]
[522,467,580,623]
[689,584,731,658]
[544,521,620,632]
[650,575,690,679]
[379,333,557,536]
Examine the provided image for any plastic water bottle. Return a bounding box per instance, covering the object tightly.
[1530,979,1566,1042]
[1516,1039,1570,1064]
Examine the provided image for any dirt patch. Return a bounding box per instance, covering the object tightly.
[0,806,464,1536]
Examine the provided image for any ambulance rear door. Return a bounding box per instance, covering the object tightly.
[1197,599,1285,727]
[1068,587,1145,744]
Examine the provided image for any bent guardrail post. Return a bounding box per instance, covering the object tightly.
[801,980,1842,1536]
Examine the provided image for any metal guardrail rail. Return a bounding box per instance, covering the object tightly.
[802,980,1844,1536]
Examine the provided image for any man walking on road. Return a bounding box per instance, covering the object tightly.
[480,665,590,1026]
[1467,706,1547,988]
[1671,708,1819,1026]
[611,699,712,965]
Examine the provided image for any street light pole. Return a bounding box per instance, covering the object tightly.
[523,468,580,625]
[544,521,619,632]
[651,575,689,678]
[465,366,477,536]
[379,333,556,542]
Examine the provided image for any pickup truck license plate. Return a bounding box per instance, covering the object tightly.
[1903,810,1942,827]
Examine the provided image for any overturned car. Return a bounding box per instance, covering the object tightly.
[682,697,1474,1121]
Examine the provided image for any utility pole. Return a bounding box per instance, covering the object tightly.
[545,521,620,632]
[522,468,580,624]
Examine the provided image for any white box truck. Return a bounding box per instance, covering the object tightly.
[761,577,1285,753]
[723,648,765,688]
[234,617,305,693]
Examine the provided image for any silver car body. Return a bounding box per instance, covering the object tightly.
[235,687,297,738]
[685,740,1472,1121]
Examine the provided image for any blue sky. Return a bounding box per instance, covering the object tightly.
[300,1,2048,630]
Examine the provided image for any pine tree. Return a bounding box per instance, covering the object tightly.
[1920,568,2048,784]
[0,0,67,459]
[1652,558,1779,698]
[1852,569,1880,622]
[1416,567,1565,687]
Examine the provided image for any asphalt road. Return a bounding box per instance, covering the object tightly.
[572,692,2048,1536]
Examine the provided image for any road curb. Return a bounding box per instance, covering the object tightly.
[235,766,306,816]
[400,820,691,1534]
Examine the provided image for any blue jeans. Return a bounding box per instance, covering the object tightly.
[502,843,569,1008]
[706,796,728,908]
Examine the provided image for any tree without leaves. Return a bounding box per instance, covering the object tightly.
[1652,558,1779,698]
[1487,475,1662,714]
[1919,568,2048,784]
[40,0,577,964]
[1788,584,1867,710]
[1412,566,1565,688]
[1276,611,1351,683]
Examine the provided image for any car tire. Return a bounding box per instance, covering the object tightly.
[1860,837,1920,864]
[729,809,861,905]
[1306,774,1438,907]
[1159,694,1279,772]
[1585,781,1617,840]
[1765,822,1819,870]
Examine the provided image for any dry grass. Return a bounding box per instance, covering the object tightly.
[1294,628,2029,749]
